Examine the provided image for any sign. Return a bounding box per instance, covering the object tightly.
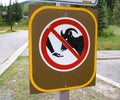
[39,0,98,6]
[39,17,90,72]
[29,5,98,93]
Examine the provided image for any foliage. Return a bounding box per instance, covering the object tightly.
[98,34,120,50]
[98,25,120,50]
[101,27,114,37]
[105,0,114,11]
[12,1,22,22]
[0,0,120,37]
[0,19,28,31]
[113,4,120,25]
[97,0,120,36]
[22,4,28,16]
[13,19,28,30]
[0,14,2,25]
[97,0,108,36]
[1,0,22,25]
[0,6,2,25]
[21,1,55,16]
[0,4,4,25]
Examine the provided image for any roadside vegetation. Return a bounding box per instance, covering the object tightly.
[0,0,120,50]
[0,19,28,31]
[98,26,120,50]
[0,1,28,31]
[98,34,120,50]
[0,56,120,100]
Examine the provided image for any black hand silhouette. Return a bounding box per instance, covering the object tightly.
[52,52,64,57]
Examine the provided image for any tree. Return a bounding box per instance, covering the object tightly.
[105,0,120,24]
[0,3,4,25]
[6,5,10,25]
[113,4,120,25]
[12,1,22,22]
[105,0,114,11]
[97,0,109,36]
[6,0,22,25]
[22,4,28,16]
[105,0,115,24]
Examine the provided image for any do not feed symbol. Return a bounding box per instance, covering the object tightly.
[46,27,84,57]
[39,17,90,72]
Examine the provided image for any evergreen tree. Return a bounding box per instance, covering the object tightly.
[113,4,120,25]
[105,0,114,24]
[97,0,108,36]
[6,0,22,25]
[105,0,114,11]
[6,5,11,25]
[0,3,3,25]
[105,0,120,24]
[22,4,28,16]
[12,1,22,22]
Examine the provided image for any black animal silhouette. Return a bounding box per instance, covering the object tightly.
[61,28,84,55]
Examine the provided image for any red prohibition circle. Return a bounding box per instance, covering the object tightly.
[39,17,90,72]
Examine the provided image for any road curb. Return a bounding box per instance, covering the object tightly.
[96,74,120,89]
[0,41,28,75]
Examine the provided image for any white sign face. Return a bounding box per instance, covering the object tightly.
[39,17,90,72]
[39,0,98,6]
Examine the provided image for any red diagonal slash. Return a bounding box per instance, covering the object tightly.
[50,28,80,59]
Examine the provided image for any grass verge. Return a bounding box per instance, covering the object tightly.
[98,34,120,50]
[0,20,28,34]
[0,56,120,100]
[98,26,120,50]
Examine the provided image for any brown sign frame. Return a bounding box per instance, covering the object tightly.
[29,5,98,93]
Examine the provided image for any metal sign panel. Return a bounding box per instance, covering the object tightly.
[39,17,90,72]
[39,0,98,6]
[29,5,98,94]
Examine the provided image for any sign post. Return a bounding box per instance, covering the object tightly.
[55,91,69,100]
[55,3,70,100]
[29,5,98,94]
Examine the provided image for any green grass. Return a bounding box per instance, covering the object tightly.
[0,56,55,100]
[109,25,120,35]
[0,56,120,100]
[97,25,120,50]
[0,19,28,32]
[98,34,120,50]
[13,19,28,30]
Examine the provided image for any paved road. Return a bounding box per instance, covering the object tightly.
[97,51,120,83]
[0,30,28,65]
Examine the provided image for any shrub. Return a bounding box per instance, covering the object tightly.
[102,28,114,37]
[113,5,120,26]
[99,28,114,37]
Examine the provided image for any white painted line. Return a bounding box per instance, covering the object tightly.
[96,74,120,89]
[0,41,28,75]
